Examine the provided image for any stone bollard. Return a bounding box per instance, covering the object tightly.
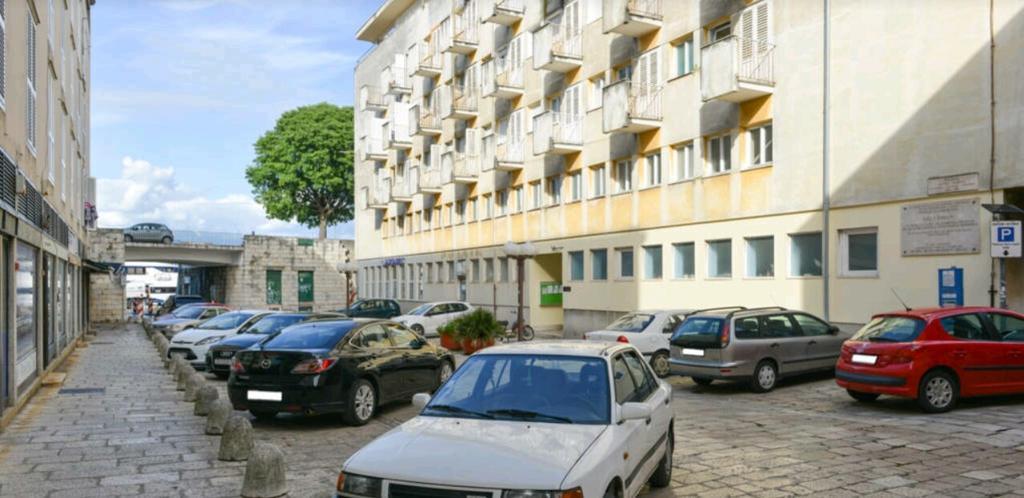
[240,442,288,498]
[184,373,205,402]
[218,415,254,461]
[194,385,219,416]
[205,399,233,435]
[177,363,197,391]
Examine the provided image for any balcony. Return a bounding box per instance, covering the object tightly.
[419,166,443,194]
[390,168,417,203]
[533,22,582,73]
[415,41,442,77]
[441,15,478,55]
[442,150,480,184]
[387,128,412,150]
[602,80,663,133]
[483,61,524,99]
[410,104,442,136]
[533,112,583,155]
[701,36,776,103]
[387,68,411,96]
[484,0,524,25]
[364,180,390,210]
[603,0,662,37]
[441,84,478,120]
[494,140,525,171]
[360,86,388,113]
[362,136,388,162]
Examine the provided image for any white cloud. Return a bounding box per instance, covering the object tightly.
[97,156,353,238]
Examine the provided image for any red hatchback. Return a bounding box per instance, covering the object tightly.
[836,307,1024,413]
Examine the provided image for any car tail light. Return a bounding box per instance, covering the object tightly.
[617,335,629,343]
[291,358,335,374]
[720,322,731,348]
[335,472,345,493]
[231,358,245,374]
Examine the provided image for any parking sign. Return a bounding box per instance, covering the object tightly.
[991,221,1022,257]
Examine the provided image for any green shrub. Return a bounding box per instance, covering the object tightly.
[453,309,504,341]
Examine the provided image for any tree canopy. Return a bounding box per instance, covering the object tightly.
[246,103,354,239]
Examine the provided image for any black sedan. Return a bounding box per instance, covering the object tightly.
[205,312,342,379]
[228,318,455,425]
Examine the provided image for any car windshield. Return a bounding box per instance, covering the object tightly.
[851,316,925,343]
[260,322,354,350]
[172,306,209,319]
[196,311,256,330]
[245,314,307,334]
[408,303,433,316]
[423,354,610,425]
[606,313,655,332]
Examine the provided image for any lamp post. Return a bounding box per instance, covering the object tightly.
[336,262,359,309]
[502,241,537,341]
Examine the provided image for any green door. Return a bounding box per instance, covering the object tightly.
[298,271,314,303]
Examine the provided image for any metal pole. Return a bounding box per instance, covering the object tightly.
[516,256,524,341]
[345,271,353,308]
[821,0,831,321]
[999,257,1007,309]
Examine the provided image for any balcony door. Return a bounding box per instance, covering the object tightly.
[735,1,772,70]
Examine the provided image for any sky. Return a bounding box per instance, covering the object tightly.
[91,0,380,238]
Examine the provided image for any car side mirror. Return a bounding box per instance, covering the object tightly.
[620,402,652,422]
[828,325,840,335]
[412,393,431,409]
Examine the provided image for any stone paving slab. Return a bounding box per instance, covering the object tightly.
[3,323,1024,497]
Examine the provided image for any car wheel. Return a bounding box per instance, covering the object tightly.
[649,429,673,487]
[343,379,377,426]
[692,377,713,386]
[411,324,425,335]
[603,483,619,498]
[124,234,133,242]
[650,351,671,378]
[161,236,173,244]
[436,360,455,390]
[250,409,277,421]
[750,360,778,393]
[847,389,880,403]
[917,370,958,413]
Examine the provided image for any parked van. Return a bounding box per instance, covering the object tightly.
[669,307,849,392]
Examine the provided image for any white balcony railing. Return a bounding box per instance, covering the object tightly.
[420,167,443,191]
[367,177,390,207]
[391,174,417,199]
[627,0,662,19]
[363,135,387,159]
[552,30,582,60]
[629,84,663,121]
[700,35,775,102]
[418,40,443,72]
[552,113,583,145]
[362,86,387,110]
[496,140,525,164]
[496,65,524,88]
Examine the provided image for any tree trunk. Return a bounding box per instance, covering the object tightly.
[318,216,327,240]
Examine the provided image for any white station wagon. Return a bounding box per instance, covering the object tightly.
[336,342,674,498]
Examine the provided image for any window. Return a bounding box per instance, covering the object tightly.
[673,142,695,181]
[644,152,661,187]
[423,208,433,230]
[617,352,656,402]
[482,194,492,219]
[840,228,878,277]
[591,249,608,280]
[939,314,990,341]
[591,166,606,197]
[471,259,480,283]
[643,245,663,279]
[496,190,507,215]
[615,160,633,193]
[499,257,510,282]
[734,317,761,339]
[297,271,314,302]
[611,355,635,404]
[469,198,477,222]
[47,72,55,183]
[513,186,524,213]
[266,270,282,305]
[673,242,695,279]
[748,124,773,166]
[746,236,774,277]
[456,200,466,223]
[987,313,1024,342]
[26,11,38,153]
[710,22,731,42]
[790,233,822,277]
[546,175,562,205]
[570,171,582,201]
[762,314,798,339]
[485,258,494,282]
[793,314,831,336]
[708,134,731,174]
[386,324,420,348]
[674,37,694,77]
[569,251,584,281]
[589,74,605,111]
[617,247,634,279]
[707,239,732,278]
[530,182,542,209]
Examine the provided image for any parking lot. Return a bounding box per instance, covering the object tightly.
[2,325,1024,497]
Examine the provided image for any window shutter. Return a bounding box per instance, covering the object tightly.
[649,49,660,89]
[0,1,5,102]
[467,128,478,157]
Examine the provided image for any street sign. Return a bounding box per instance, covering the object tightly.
[937,267,963,307]
[539,281,562,306]
[990,221,1021,258]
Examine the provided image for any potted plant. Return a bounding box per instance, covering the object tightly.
[437,320,462,351]
[456,309,504,354]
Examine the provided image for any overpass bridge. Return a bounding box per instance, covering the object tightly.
[124,241,243,266]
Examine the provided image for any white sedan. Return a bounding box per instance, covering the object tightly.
[392,301,474,337]
[167,310,273,369]
[336,342,674,498]
[584,310,691,378]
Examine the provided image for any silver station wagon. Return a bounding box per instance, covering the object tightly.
[669,307,850,392]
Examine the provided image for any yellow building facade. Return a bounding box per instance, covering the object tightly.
[354,0,1024,335]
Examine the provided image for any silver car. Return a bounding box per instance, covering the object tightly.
[123,223,174,244]
[669,307,850,392]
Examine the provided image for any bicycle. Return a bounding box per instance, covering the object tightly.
[497,317,535,342]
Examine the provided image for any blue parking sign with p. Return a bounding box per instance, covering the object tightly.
[998,226,1016,242]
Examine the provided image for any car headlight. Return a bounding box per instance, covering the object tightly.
[196,336,226,346]
[337,473,381,498]
[503,489,582,498]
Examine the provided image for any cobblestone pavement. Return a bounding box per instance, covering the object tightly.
[2,323,1024,497]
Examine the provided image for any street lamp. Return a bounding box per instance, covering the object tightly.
[502,241,537,341]
[336,262,359,308]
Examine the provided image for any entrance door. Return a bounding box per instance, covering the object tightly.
[0,238,8,415]
[529,253,563,334]
[43,254,55,368]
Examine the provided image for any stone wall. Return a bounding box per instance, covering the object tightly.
[224,236,354,312]
[88,272,125,323]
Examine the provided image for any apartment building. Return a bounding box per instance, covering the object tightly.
[353,0,1024,336]
[0,0,94,426]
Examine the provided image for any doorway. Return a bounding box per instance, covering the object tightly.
[529,253,563,333]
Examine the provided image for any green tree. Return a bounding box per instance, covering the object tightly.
[246,103,354,239]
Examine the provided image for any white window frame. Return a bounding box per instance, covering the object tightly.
[643,244,663,280]
[745,236,774,278]
[839,227,879,278]
[707,133,732,174]
[644,152,661,187]
[673,142,695,181]
[674,37,694,77]
[591,165,606,198]
[530,182,542,209]
[707,239,733,279]
[514,186,524,213]
[569,171,582,201]
[672,242,696,279]
[546,175,562,206]
[588,74,605,111]
[615,160,633,193]
[789,231,823,278]
[748,123,773,167]
[616,247,635,279]
[26,11,38,155]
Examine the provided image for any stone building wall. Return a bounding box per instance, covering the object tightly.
[85,228,128,323]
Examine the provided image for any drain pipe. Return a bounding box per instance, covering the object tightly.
[822,0,831,321]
